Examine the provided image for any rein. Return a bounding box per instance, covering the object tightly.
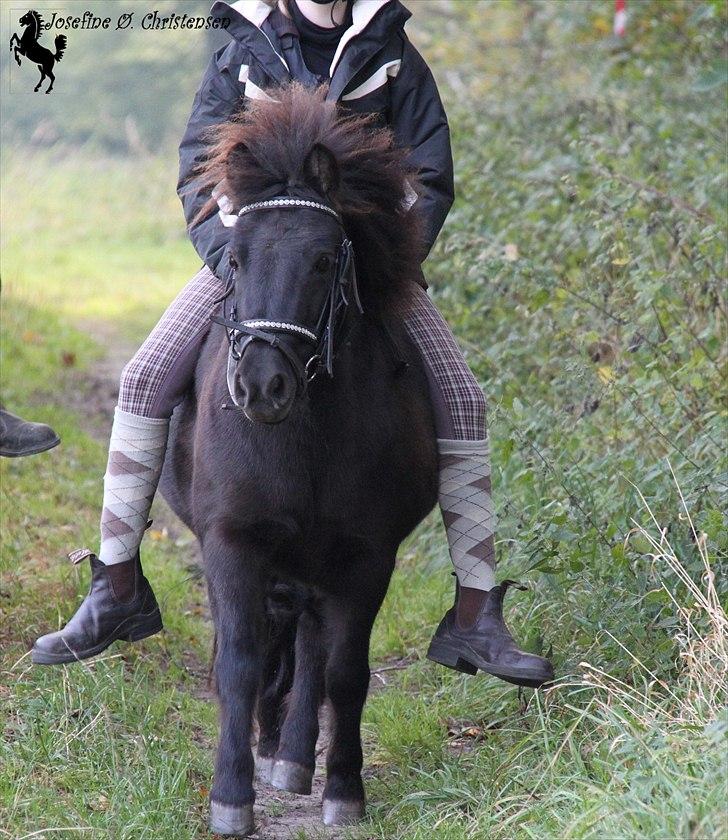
[210,196,363,405]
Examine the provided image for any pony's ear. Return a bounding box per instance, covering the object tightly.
[303,143,340,198]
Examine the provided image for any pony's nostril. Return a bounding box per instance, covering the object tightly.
[266,374,286,402]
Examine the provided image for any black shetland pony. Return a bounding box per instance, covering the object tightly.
[161,84,438,836]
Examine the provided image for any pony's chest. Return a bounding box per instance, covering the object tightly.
[192,353,437,557]
[238,408,409,522]
[260,421,399,507]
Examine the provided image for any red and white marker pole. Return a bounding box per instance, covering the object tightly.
[614,0,627,37]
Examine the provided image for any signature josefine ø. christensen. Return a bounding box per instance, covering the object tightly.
[38,10,231,30]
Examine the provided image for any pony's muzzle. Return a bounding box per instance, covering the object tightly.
[233,342,298,424]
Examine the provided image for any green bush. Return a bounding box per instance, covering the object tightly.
[421,0,727,680]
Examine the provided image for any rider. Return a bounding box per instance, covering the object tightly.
[33,0,553,688]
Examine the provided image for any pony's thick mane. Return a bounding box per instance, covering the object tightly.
[192,84,425,300]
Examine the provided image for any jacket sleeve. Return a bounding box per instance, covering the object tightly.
[389,36,455,259]
[177,48,244,280]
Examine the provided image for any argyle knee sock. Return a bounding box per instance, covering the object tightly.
[98,407,169,565]
[437,438,497,592]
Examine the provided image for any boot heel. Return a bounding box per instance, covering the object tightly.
[121,610,163,642]
[427,639,478,675]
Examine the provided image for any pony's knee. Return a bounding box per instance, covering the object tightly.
[325,658,369,706]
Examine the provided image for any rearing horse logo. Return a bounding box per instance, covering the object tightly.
[9,10,67,93]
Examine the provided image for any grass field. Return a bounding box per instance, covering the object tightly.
[1,2,726,839]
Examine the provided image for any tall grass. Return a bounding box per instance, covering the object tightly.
[563,470,727,839]
[363,470,727,840]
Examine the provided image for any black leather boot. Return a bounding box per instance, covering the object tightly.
[427,581,553,688]
[32,549,163,665]
[0,408,60,457]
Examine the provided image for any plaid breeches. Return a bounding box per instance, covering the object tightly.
[118,266,486,440]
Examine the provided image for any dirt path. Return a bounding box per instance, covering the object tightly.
[71,321,367,839]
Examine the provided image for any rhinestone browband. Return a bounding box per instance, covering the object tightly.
[238,319,318,343]
[237,197,341,223]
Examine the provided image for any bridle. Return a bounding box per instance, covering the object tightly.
[210,196,363,406]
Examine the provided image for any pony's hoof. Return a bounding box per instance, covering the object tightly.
[269,759,313,795]
[209,801,254,836]
[255,754,275,784]
[321,798,365,826]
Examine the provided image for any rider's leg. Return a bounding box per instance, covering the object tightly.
[101,265,224,564]
[399,283,495,595]
[399,282,553,687]
[32,266,224,664]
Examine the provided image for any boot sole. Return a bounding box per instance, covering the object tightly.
[31,609,163,665]
[427,637,553,688]
[0,435,61,458]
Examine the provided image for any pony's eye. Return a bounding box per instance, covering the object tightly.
[314,255,331,273]
[228,254,239,271]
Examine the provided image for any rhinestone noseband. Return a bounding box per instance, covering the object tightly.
[210,195,362,408]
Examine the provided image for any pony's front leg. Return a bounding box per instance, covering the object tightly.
[321,555,394,826]
[205,528,265,837]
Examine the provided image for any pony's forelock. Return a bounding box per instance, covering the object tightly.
[192,84,425,300]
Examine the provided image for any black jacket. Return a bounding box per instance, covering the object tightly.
[178,0,454,282]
